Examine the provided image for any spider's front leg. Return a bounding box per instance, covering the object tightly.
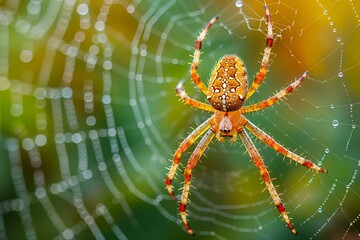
[238,129,297,235]
[179,129,215,235]
[241,71,308,114]
[246,5,274,99]
[191,16,219,95]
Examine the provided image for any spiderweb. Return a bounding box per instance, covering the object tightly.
[0,0,359,239]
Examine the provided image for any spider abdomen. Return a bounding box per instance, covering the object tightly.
[207,55,248,112]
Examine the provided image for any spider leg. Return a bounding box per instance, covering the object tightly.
[241,71,308,114]
[246,5,273,100]
[165,117,212,198]
[176,80,215,112]
[244,118,328,173]
[179,129,215,235]
[238,129,297,235]
[191,15,219,95]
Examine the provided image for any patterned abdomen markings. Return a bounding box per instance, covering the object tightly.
[207,55,248,112]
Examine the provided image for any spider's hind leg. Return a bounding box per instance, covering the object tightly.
[165,117,212,198]
[238,129,297,235]
[245,119,328,173]
[179,129,215,235]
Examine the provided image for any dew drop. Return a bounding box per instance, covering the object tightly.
[77,3,89,16]
[318,207,323,213]
[235,0,243,8]
[325,148,330,154]
[20,49,33,63]
[0,77,10,91]
[323,10,328,15]
[62,229,74,240]
[330,104,334,109]
[352,124,356,129]
[332,119,339,128]
[126,4,135,14]
[337,37,342,42]
[338,72,343,78]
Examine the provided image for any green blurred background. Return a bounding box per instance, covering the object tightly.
[0,0,360,239]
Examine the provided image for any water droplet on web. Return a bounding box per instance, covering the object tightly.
[352,124,356,129]
[332,119,339,128]
[330,104,334,109]
[318,207,323,213]
[27,1,41,15]
[338,72,343,78]
[15,19,30,34]
[337,37,342,42]
[77,3,89,16]
[62,229,74,240]
[325,148,330,154]
[35,134,47,147]
[323,10,328,15]
[86,116,96,126]
[127,4,135,14]
[235,0,243,8]
[20,49,33,63]
[0,77,10,91]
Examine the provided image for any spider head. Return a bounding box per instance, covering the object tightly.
[219,115,232,134]
[214,110,244,138]
[207,55,248,112]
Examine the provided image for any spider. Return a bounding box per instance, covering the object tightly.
[165,5,327,236]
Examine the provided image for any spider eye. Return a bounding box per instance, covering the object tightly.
[220,129,231,133]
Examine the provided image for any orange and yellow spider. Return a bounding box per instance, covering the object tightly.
[165,5,327,236]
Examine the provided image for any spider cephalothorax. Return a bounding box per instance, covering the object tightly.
[165,5,327,236]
